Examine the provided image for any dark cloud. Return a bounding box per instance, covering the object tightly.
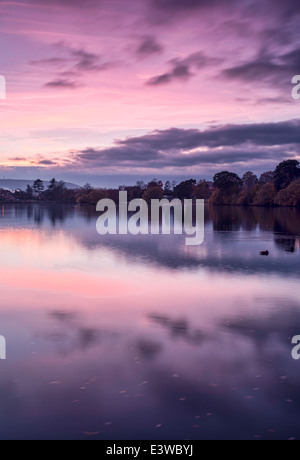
[44,79,79,89]
[148,0,300,95]
[31,43,109,73]
[147,65,191,86]
[71,48,111,72]
[136,36,164,57]
[31,57,69,67]
[78,145,159,164]
[151,0,236,13]
[280,47,300,69]
[268,0,300,19]
[50,311,78,322]
[254,96,292,105]
[38,160,57,165]
[223,46,300,89]
[151,0,299,21]
[118,121,300,149]
[168,148,280,167]
[147,73,172,85]
[223,59,279,82]
[72,120,300,169]
[23,0,101,8]
[33,43,113,89]
[9,157,26,161]
[147,52,221,85]
[76,146,282,169]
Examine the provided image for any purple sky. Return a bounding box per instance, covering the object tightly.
[0,0,300,185]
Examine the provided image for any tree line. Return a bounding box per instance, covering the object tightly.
[210,159,300,207]
[1,159,300,207]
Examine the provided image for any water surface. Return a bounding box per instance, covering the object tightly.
[0,204,299,440]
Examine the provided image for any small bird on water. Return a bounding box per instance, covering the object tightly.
[260,250,269,256]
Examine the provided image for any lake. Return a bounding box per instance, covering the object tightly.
[0,203,299,440]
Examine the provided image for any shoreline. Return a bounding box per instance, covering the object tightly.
[0,200,299,209]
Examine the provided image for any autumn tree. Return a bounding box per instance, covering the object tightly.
[259,171,274,185]
[136,181,147,191]
[242,171,258,191]
[126,185,143,200]
[274,160,300,191]
[147,179,163,189]
[33,179,44,197]
[164,181,171,195]
[174,179,196,199]
[213,171,242,193]
[26,184,33,199]
[254,183,276,206]
[192,180,211,199]
[275,179,300,207]
[171,180,177,191]
[142,186,164,204]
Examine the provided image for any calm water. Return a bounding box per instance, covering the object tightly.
[0,204,300,440]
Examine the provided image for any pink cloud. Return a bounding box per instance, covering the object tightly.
[0,0,299,181]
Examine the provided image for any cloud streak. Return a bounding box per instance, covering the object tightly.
[223,46,300,91]
[147,52,221,85]
[69,120,300,171]
[136,36,164,57]
[44,79,79,88]
[32,42,114,89]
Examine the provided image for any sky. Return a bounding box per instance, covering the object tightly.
[0,0,300,186]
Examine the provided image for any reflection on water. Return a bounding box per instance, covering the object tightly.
[0,204,299,440]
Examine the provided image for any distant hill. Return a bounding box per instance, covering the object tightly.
[0,179,80,191]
